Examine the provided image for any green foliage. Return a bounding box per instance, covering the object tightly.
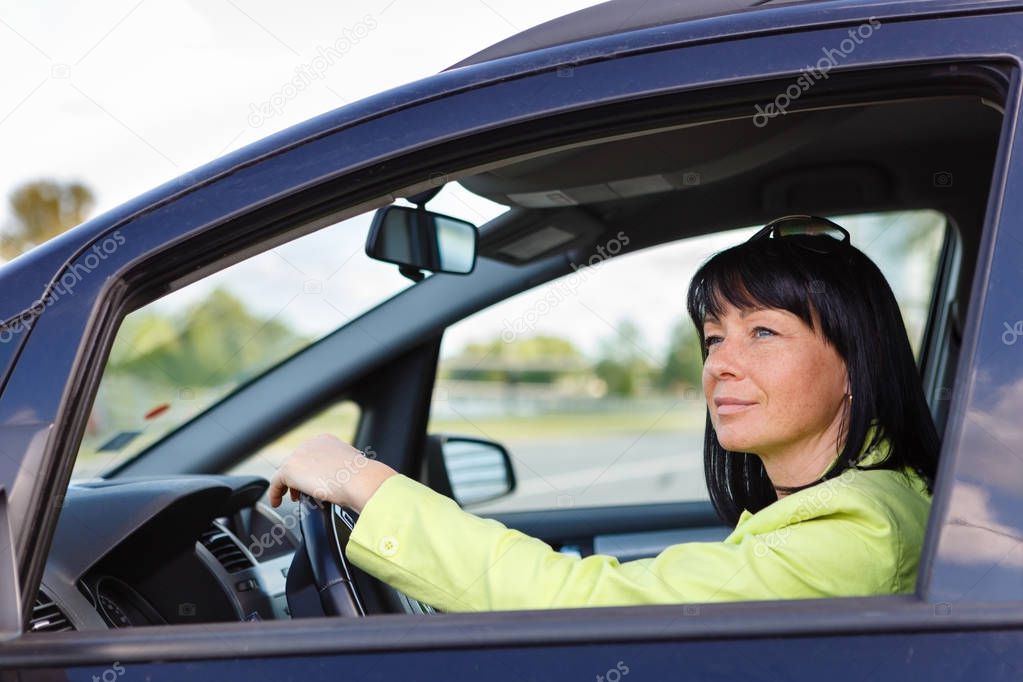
[593,319,653,397]
[594,357,637,396]
[445,335,585,383]
[106,287,309,388]
[658,319,704,391]
[441,318,707,398]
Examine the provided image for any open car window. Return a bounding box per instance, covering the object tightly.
[72,183,507,480]
[430,209,949,513]
[72,213,408,478]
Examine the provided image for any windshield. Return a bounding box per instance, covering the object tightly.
[74,184,507,479]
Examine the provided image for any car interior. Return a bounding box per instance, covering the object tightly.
[29,62,1008,632]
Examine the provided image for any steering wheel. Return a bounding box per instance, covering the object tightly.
[287,493,438,617]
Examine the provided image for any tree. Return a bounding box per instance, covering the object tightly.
[658,319,704,392]
[3,179,95,259]
[444,335,585,384]
[593,319,653,397]
[107,287,309,387]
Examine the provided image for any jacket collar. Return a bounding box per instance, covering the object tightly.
[821,419,889,476]
[734,420,892,527]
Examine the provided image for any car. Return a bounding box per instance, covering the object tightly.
[2,0,1022,678]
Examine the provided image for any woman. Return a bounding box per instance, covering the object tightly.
[269,215,939,612]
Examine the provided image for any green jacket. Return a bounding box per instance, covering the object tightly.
[346,434,932,612]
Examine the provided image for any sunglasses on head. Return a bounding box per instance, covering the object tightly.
[746,215,851,254]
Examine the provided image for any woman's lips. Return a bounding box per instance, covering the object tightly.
[717,403,755,415]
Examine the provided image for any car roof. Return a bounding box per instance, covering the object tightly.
[444,0,829,70]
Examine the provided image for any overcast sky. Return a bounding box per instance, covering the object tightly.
[0,0,603,225]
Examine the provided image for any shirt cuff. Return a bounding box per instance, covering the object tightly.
[344,473,481,612]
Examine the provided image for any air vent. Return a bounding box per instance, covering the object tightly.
[30,592,74,633]
[199,525,254,573]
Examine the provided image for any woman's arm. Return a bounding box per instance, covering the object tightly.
[269,434,914,612]
[345,472,907,612]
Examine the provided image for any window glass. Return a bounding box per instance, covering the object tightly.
[73,217,407,479]
[73,182,505,480]
[429,210,947,513]
[228,400,361,480]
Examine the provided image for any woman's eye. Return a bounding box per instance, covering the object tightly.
[704,328,775,349]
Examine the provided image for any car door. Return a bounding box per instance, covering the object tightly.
[2,4,1023,679]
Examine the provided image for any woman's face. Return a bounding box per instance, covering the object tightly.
[701,302,848,459]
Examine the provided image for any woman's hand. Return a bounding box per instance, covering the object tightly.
[268,433,397,513]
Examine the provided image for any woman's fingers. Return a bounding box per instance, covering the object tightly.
[268,470,287,507]
[268,433,396,511]
[268,434,350,507]
[268,467,305,507]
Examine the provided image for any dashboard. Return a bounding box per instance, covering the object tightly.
[32,475,303,632]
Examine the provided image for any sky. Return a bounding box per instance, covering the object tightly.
[0,0,603,225]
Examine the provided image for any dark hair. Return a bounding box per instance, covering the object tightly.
[686,230,939,526]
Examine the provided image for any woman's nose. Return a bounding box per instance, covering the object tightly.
[704,338,745,380]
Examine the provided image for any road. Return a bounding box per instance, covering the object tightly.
[470,429,709,513]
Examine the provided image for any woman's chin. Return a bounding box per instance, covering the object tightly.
[714,428,758,453]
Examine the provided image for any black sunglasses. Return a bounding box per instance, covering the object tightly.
[747,215,851,254]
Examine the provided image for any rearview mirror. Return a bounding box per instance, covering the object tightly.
[366,205,478,276]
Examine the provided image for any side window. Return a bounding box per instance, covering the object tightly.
[228,400,361,480]
[72,181,499,480]
[429,210,948,513]
[73,211,413,480]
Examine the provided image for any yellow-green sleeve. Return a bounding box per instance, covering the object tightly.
[345,472,916,612]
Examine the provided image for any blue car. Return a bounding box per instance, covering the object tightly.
[2,0,1023,678]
